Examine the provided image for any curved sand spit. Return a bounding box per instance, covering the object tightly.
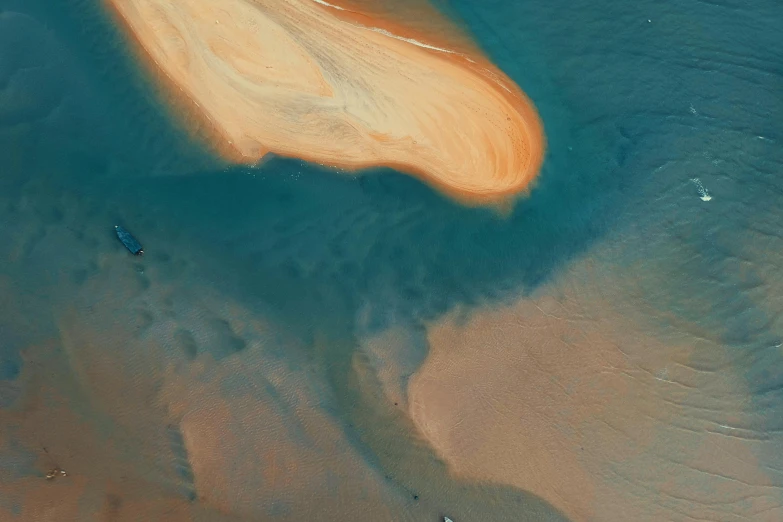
[104,0,545,204]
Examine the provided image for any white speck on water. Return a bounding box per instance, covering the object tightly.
[690,178,712,201]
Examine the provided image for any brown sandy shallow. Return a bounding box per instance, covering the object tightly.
[0,186,565,522]
[102,0,545,205]
[0,262,412,521]
[405,253,783,522]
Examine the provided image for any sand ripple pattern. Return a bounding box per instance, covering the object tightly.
[105,0,545,204]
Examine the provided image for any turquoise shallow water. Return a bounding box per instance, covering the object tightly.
[1,0,782,520]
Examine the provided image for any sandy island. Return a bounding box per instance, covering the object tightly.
[103,0,545,204]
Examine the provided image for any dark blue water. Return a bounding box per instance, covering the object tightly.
[1,0,782,520]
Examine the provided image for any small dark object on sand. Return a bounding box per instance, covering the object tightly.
[115,225,144,255]
[45,467,67,480]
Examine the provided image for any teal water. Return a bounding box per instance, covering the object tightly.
[1,0,782,520]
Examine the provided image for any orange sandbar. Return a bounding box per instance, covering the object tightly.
[104,0,545,204]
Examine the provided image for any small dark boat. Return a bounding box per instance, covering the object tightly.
[115,225,144,255]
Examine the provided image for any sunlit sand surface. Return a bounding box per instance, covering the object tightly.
[103,0,545,204]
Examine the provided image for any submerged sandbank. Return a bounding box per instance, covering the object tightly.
[103,0,545,204]
[406,264,781,521]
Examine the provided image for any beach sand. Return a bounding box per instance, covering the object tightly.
[102,0,545,205]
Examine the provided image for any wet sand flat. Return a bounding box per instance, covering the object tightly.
[0,262,413,521]
[407,255,783,521]
[102,0,545,204]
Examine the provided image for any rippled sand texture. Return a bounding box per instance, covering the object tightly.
[104,0,545,204]
[407,251,783,521]
[0,260,411,521]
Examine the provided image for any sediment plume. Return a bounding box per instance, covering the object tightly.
[407,262,782,521]
[104,0,545,204]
